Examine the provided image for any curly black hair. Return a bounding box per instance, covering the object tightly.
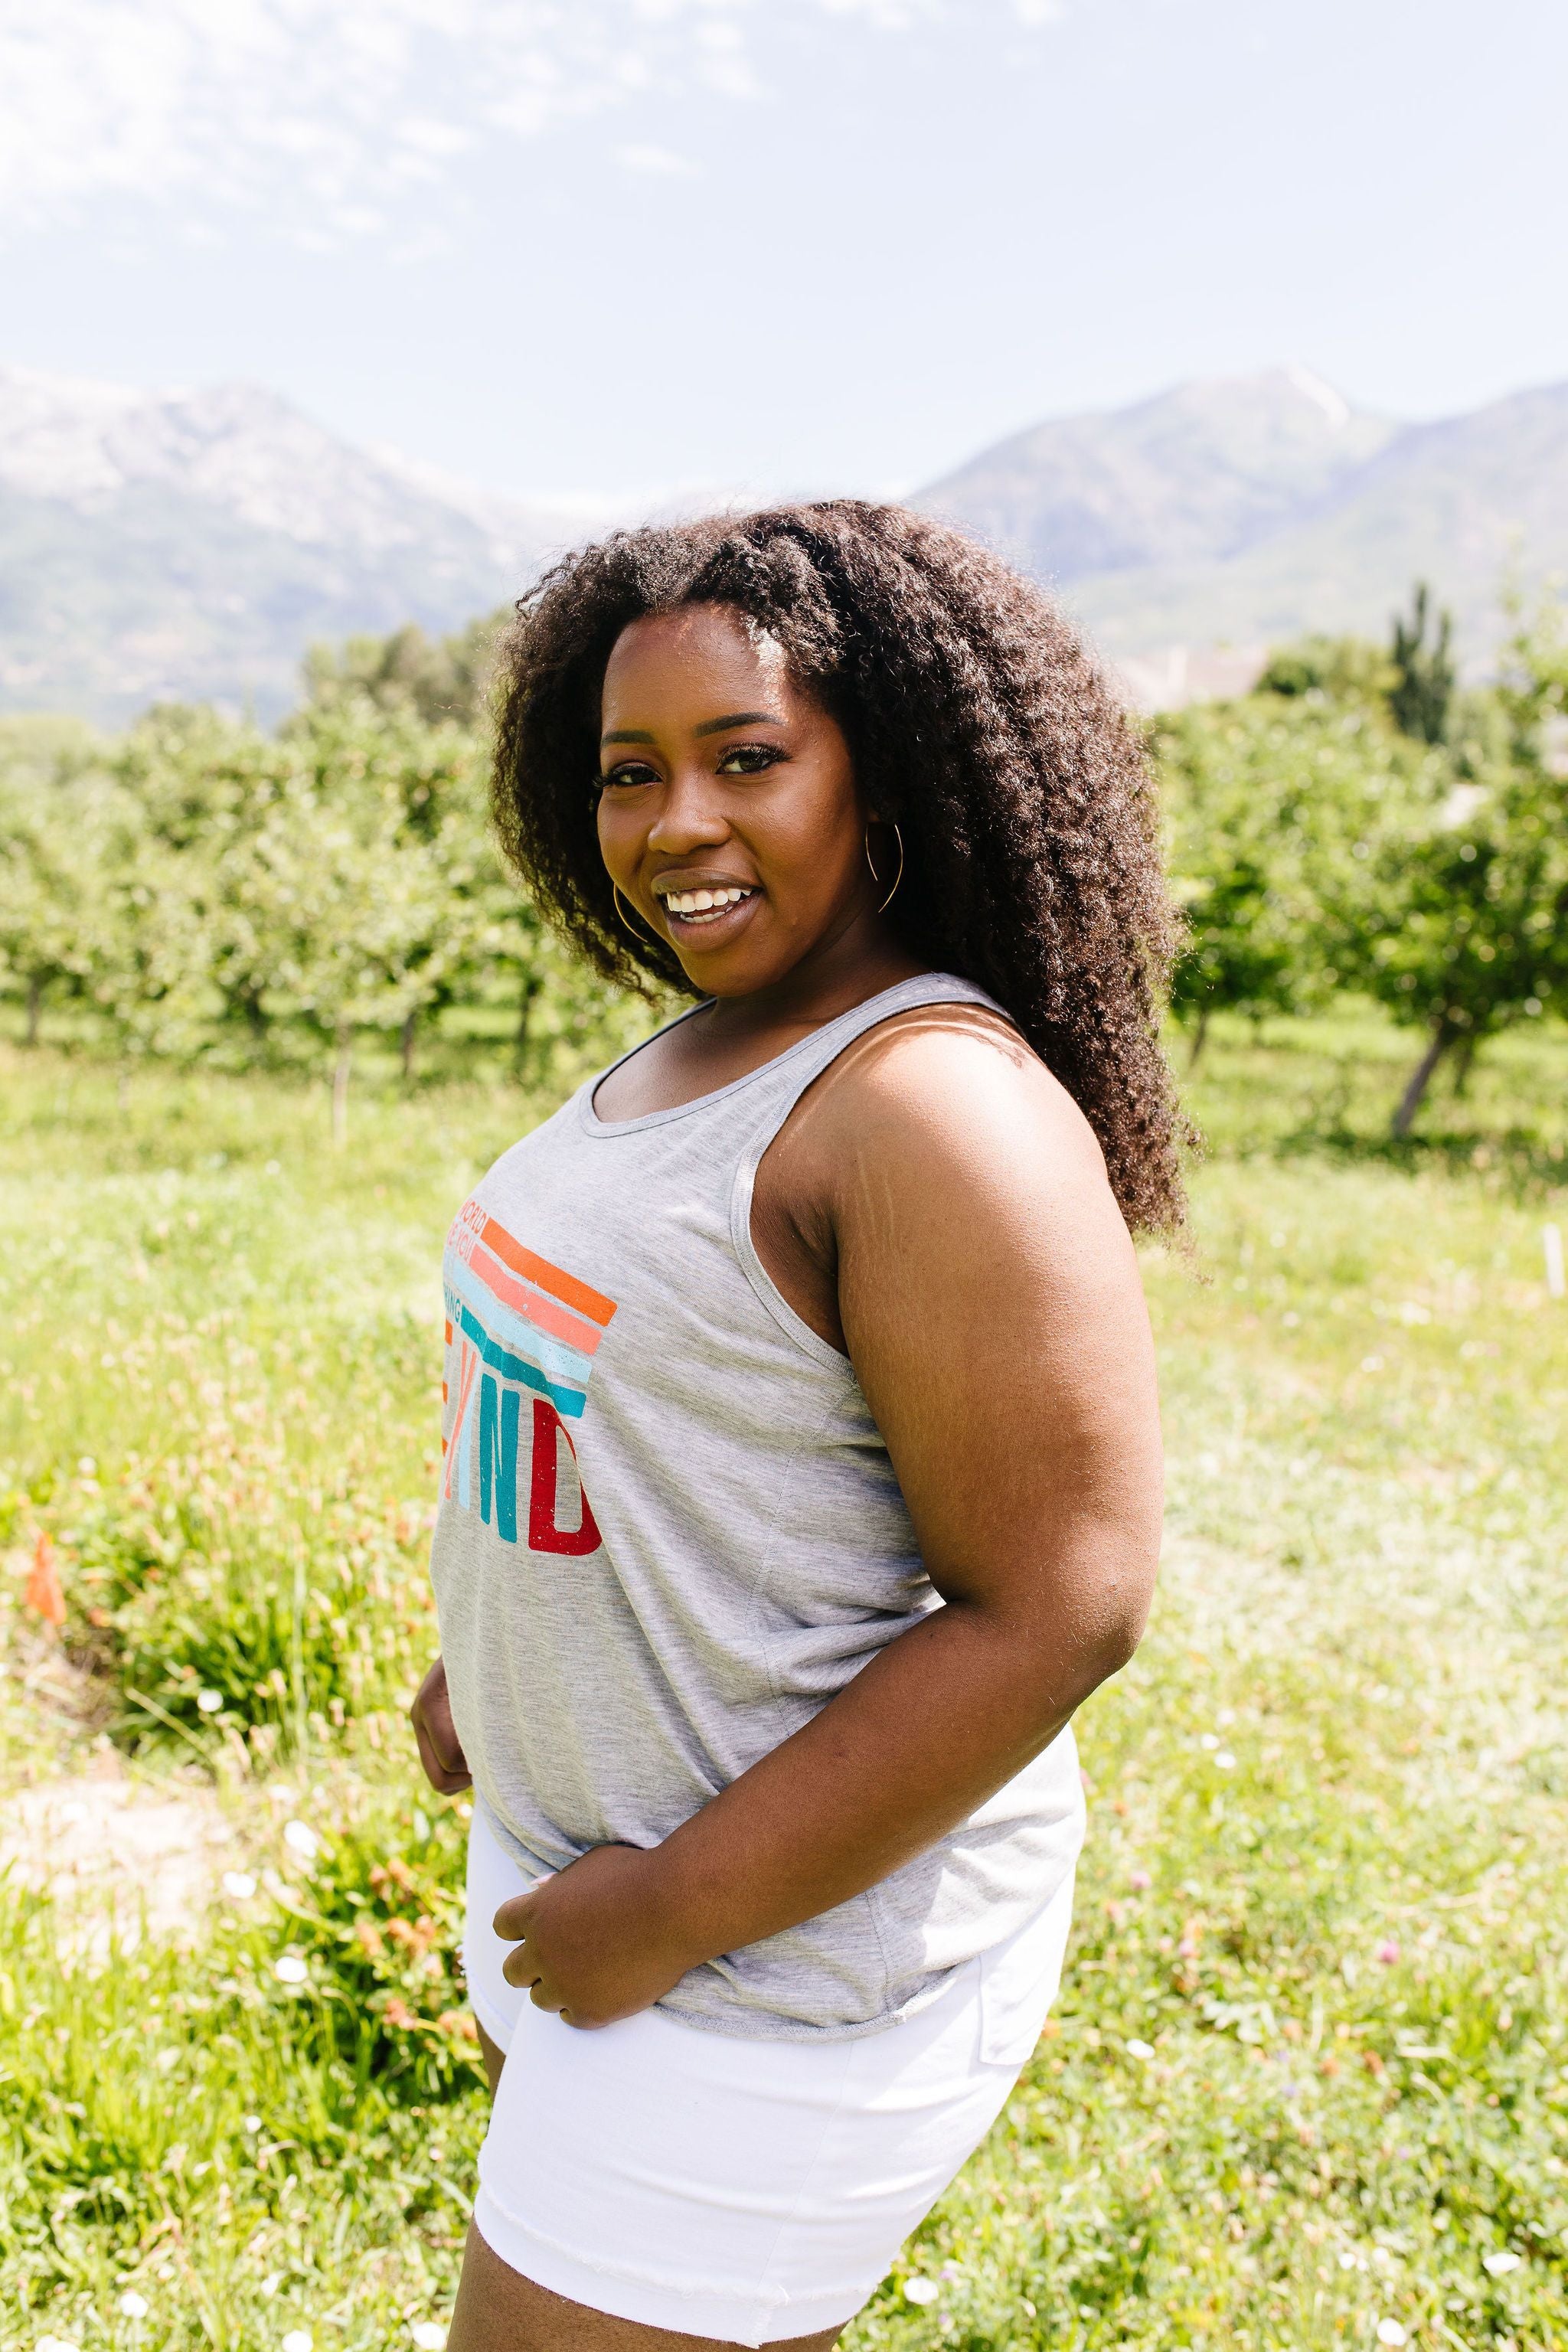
[492,499,1186,1233]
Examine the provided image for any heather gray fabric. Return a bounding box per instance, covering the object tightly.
[428,973,1086,2040]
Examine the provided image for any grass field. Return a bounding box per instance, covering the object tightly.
[2,1008,1566,2352]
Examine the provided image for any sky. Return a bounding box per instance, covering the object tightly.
[2,0,1566,505]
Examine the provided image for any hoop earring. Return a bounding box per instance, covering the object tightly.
[865,821,904,915]
[612,884,663,951]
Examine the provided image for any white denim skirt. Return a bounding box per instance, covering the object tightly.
[462,1802,1073,2347]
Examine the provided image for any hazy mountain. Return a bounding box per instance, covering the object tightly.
[3,361,1564,721]
[920,370,1568,701]
[920,367,1398,580]
[0,367,608,722]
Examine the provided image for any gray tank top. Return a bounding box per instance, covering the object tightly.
[429,972,1085,2041]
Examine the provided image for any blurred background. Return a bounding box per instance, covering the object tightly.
[3,8,1567,2351]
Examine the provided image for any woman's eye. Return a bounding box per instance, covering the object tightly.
[716,743,784,777]
[601,762,660,790]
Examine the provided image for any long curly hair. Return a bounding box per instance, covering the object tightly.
[492,500,1187,1233]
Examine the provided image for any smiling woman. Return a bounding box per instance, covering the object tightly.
[409,501,1182,2351]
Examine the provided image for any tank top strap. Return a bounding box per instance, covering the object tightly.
[737,972,1005,1152]
[727,972,1006,1370]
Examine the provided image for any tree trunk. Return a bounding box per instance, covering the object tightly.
[1392,1016,1454,1138]
[514,974,542,1072]
[25,972,42,1047]
[332,1029,353,1148]
[400,1008,417,1082]
[1449,1031,1478,1098]
[1186,1004,1211,1070]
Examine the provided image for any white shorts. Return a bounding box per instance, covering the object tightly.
[462,1801,1073,2347]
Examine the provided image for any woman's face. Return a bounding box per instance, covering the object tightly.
[596,603,881,999]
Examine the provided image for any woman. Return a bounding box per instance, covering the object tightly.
[410,501,1181,2350]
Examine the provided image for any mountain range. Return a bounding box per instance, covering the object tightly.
[0,367,609,724]
[1,361,1563,722]
[920,366,1568,705]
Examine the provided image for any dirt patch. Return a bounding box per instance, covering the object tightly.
[0,1763,237,1949]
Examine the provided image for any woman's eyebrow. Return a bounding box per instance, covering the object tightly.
[599,710,784,747]
[693,710,783,737]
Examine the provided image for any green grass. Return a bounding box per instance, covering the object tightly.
[2,1009,1566,2351]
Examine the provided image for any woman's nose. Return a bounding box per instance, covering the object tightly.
[646,768,729,851]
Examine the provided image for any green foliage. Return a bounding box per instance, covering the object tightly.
[0,664,655,1106]
[1254,632,1400,712]
[1157,692,1433,1051]
[1161,588,1568,1125]
[299,610,510,730]
[1356,603,1568,1129]
[1389,581,1457,745]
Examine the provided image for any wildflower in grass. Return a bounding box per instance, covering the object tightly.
[118,2292,149,2319]
[283,1820,320,1859]
[273,1955,308,1984]
[1376,2324,1408,2347]
[903,2276,939,2305]
[25,1530,66,1628]
[222,1871,256,1899]
[1377,1939,1401,1964]
[1127,2038,1155,2060]
[1483,2249,1522,2276]
[197,1687,224,1712]
[1129,1869,1152,1890]
[1214,1749,1236,1769]
[410,2325,446,2349]
[35,2336,83,2351]
[283,2333,313,2352]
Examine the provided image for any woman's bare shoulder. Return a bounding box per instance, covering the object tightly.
[809,1000,1109,1194]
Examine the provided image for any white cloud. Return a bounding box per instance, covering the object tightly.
[0,0,1059,243]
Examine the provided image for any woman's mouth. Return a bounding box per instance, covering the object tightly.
[655,884,760,934]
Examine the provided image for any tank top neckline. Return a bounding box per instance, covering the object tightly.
[579,969,969,1140]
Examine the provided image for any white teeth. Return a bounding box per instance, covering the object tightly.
[662,885,754,917]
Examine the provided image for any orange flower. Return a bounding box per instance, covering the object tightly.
[25,1532,67,1628]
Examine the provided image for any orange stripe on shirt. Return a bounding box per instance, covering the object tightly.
[479,1217,618,1328]
[468,1239,605,1356]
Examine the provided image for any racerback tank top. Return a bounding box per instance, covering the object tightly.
[429,972,1086,2040]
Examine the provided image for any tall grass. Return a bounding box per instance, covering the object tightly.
[2,1010,1565,2350]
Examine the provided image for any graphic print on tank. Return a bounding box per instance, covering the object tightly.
[441,1200,616,1554]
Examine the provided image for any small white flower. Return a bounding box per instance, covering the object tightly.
[273,1955,309,1984]
[119,2292,149,2319]
[410,2325,446,2350]
[1200,1733,1220,1750]
[1215,1750,1237,1770]
[283,2333,313,2352]
[242,2115,263,2133]
[1126,2037,1155,2060]
[197,1688,224,1713]
[283,1820,320,1859]
[1483,2249,1523,2277]
[902,2276,939,2306]
[35,2335,83,2352]
[222,1871,257,1900]
[1377,2323,1408,2348]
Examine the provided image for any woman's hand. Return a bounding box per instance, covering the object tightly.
[495,1844,696,2030]
[410,1655,472,1795]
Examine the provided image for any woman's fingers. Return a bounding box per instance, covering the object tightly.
[492,1894,533,1942]
[410,1657,474,1794]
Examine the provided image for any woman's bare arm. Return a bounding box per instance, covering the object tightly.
[497,1020,1164,2025]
